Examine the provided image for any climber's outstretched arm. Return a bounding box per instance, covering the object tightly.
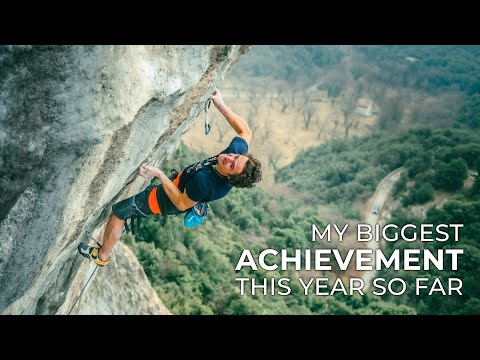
[210,89,252,145]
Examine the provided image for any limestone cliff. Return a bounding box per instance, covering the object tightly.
[62,242,172,315]
[0,45,246,315]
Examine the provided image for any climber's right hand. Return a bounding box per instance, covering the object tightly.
[210,89,225,108]
[139,163,155,179]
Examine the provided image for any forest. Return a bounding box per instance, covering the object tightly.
[126,46,480,314]
[125,127,480,314]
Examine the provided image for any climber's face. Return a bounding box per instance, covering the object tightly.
[216,153,248,178]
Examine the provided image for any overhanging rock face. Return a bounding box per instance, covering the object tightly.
[0,45,245,315]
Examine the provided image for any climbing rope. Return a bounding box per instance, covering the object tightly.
[204,98,211,135]
[68,237,114,315]
[67,264,99,315]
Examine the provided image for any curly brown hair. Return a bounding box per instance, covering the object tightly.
[229,153,262,188]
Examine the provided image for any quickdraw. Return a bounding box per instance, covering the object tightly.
[204,98,211,135]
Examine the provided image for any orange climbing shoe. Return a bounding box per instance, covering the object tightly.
[77,242,109,266]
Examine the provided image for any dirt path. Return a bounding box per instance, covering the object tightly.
[362,167,403,289]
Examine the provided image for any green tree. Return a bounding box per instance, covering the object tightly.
[126,139,480,315]
[455,144,480,167]
[470,177,480,198]
[405,151,432,178]
[457,93,480,129]
[393,172,408,197]
[457,298,480,315]
[434,159,468,191]
[402,182,434,206]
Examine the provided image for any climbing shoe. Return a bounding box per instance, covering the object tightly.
[77,242,109,266]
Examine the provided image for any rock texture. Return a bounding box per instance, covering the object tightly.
[59,242,172,315]
[0,45,245,314]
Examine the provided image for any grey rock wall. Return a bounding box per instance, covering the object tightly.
[0,45,244,314]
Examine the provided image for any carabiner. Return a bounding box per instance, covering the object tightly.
[204,98,211,135]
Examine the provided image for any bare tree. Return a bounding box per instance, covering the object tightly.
[315,117,326,140]
[368,82,406,130]
[302,105,316,130]
[368,82,386,108]
[269,91,275,106]
[256,83,268,102]
[297,89,312,110]
[329,102,340,137]
[332,118,340,137]
[408,91,463,128]
[268,150,282,171]
[216,118,230,143]
[378,96,404,130]
[247,104,260,135]
[291,87,299,108]
[247,84,259,104]
[339,85,361,139]
[260,122,272,144]
[276,87,291,112]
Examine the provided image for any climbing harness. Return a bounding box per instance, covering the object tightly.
[151,169,190,227]
[204,98,211,135]
[124,213,144,238]
[71,156,215,313]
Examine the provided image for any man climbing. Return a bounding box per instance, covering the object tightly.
[78,89,262,266]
